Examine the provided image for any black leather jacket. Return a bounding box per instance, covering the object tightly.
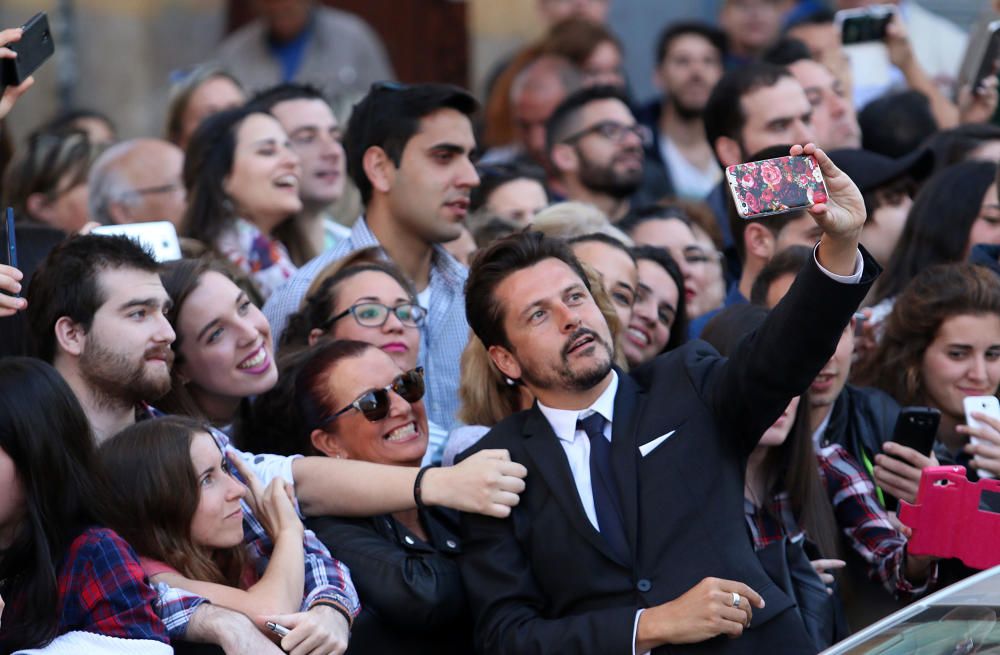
[819,384,901,479]
[307,508,472,655]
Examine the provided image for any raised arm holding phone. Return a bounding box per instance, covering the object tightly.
[0,26,34,318]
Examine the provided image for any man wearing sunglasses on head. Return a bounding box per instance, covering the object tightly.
[458,142,877,654]
[546,86,669,222]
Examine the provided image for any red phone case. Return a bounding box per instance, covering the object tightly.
[898,466,1000,570]
[725,155,828,220]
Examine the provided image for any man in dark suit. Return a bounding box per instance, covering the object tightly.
[459,143,876,654]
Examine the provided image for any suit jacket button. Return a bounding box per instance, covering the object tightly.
[637,579,652,592]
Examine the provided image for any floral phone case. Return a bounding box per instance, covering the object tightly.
[726,155,828,220]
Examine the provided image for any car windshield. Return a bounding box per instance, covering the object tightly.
[839,605,1000,654]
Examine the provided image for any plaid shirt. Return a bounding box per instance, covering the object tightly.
[0,526,168,648]
[744,444,935,598]
[138,406,360,639]
[262,216,470,430]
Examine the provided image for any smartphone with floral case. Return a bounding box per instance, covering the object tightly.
[726,155,828,220]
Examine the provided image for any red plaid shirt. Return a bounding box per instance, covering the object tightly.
[744,444,935,598]
[1,527,167,649]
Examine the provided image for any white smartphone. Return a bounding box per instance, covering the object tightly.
[963,395,1000,479]
[91,221,182,262]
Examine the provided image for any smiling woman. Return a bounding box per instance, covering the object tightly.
[157,257,278,428]
[244,339,473,654]
[181,106,309,300]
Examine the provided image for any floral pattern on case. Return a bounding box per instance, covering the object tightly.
[726,155,828,219]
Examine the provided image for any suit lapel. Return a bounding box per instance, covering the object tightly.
[521,406,624,565]
[610,371,641,561]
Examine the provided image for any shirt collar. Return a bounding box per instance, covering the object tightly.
[536,370,619,444]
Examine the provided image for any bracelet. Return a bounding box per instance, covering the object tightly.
[414,465,434,511]
[309,599,354,628]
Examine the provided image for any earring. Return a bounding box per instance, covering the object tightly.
[505,377,518,387]
[221,195,236,216]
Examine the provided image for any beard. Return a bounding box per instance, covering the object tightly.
[577,150,644,200]
[518,327,615,393]
[668,93,704,121]
[79,337,173,409]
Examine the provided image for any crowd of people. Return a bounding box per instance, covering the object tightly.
[2,0,1000,653]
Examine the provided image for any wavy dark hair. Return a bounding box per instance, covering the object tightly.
[181,107,314,267]
[856,263,1000,407]
[99,416,249,587]
[0,358,107,651]
[871,160,998,303]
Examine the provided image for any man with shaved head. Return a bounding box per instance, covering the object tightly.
[88,138,186,227]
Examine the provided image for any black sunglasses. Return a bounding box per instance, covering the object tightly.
[322,367,425,425]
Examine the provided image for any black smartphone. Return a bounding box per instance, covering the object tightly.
[836,5,895,45]
[882,406,940,510]
[973,20,1000,92]
[1,207,17,299]
[0,12,55,87]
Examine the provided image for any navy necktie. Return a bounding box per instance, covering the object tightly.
[577,412,629,563]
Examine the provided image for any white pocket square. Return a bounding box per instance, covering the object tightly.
[639,430,676,457]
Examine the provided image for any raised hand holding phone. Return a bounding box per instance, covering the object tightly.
[960,396,1000,479]
[0,27,36,120]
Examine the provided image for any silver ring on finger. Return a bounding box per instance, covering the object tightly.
[731,591,741,608]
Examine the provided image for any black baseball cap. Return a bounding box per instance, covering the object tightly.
[828,147,934,194]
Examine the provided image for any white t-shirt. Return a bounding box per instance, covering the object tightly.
[658,135,721,199]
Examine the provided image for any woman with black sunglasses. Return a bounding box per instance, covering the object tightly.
[279,248,450,464]
[250,339,472,655]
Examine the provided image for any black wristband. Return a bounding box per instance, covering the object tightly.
[414,465,434,510]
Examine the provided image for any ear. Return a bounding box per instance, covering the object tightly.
[310,428,349,459]
[745,222,775,261]
[549,143,578,175]
[488,344,522,383]
[54,316,86,357]
[363,146,395,195]
[107,201,132,225]
[713,136,742,169]
[307,328,325,347]
[26,193,54,224]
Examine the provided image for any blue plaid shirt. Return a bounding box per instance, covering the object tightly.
[263,216,469,430]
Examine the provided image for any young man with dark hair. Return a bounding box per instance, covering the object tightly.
[638,22,725,199]
[264,82,480,432]
[546,85,653,221]
[459,143,878,654]
[702,62,815,275]
[27,235,174,439]
[248,82,352,249]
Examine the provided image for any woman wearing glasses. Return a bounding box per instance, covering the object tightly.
[249,339,473,655]
[279,249,448,463]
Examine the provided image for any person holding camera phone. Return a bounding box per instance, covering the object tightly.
[855,263,1000,503]
[0,26,32,318]
[458,142,877,654]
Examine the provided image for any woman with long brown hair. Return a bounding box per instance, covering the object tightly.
[100,415,357,649]
[855,263,1000,500]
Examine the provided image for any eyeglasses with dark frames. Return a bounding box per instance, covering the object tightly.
[561,120,651,147]
[321,367,425,425]
[322,302,427,331]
